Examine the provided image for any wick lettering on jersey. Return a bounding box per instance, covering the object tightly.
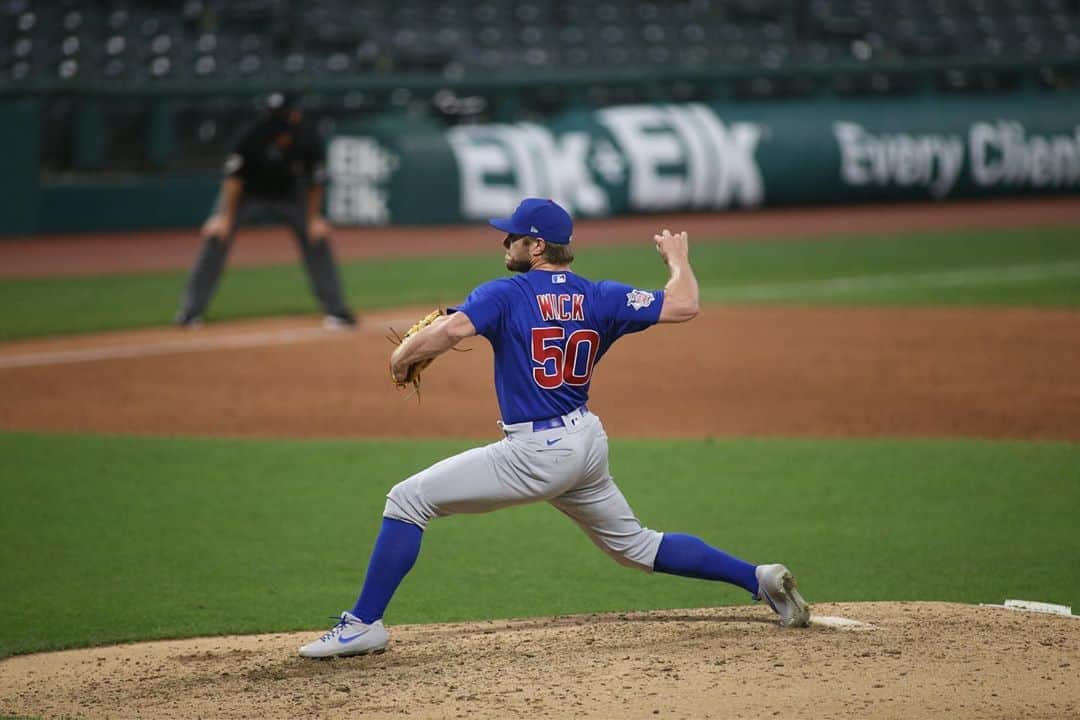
[536,294,585,322]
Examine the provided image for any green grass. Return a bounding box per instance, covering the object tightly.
[2,431,1077,658]
[2,226,1078,341]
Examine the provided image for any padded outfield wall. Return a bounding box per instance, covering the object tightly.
[326,92,1080,227]
[4,92,1079,234]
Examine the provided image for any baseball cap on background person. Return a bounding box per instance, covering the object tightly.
[263,91,301,117]
[489,198,573,245]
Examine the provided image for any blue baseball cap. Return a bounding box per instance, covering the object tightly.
[489,198,573,245]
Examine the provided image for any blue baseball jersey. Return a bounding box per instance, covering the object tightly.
[452,269,664,424]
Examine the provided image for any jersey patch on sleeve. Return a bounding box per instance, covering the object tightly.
[626,289,656,310]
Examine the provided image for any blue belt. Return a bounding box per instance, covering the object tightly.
[531,405,587,432]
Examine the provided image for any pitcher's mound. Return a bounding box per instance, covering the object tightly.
[2,602,1077,719]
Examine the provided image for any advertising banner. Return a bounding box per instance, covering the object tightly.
[327,93,1080,225]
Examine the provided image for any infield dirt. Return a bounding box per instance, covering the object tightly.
[2,304,1079,441]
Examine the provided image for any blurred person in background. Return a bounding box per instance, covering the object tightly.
[175,92,355,329]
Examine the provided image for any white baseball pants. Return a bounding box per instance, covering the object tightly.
[384,408,663,570]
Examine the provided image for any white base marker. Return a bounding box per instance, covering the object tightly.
[980,599,1076,618]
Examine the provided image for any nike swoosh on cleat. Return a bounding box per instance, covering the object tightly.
[546,438,562,446]
[338,632,367,643]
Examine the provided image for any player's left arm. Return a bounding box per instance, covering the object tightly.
[390,312,477,383]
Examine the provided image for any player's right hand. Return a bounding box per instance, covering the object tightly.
[201,214,232,239]
[654,229,689,265]
[307,216,332,242]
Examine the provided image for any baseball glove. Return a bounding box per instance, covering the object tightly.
[387,308,445,396]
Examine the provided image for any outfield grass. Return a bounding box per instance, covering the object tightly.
[1,431,1077,658]
[2,226,1078,341]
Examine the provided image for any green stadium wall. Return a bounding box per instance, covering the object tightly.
[3,92,1078,235]
[0,100,40,235]
[37,176,219,233]
[327,92,1080,227]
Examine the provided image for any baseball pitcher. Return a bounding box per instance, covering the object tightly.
[299,198,810,658]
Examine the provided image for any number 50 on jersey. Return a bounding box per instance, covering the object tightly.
[531,327,600,389]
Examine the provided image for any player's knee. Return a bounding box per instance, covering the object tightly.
[602,528,664,572]
[383,478,433,529]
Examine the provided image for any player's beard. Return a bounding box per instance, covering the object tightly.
[506,256,532,273]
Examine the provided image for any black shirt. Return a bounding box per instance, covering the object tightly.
[224,114,327,199]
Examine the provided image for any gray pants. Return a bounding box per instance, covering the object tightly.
[177,193,351,322]
[384,408,664,570]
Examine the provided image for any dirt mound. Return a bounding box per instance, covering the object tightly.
[2,602,1077,719]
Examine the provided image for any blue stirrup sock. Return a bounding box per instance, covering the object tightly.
[653,532,759,595]
[352,517,424,623]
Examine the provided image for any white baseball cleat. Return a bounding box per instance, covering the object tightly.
[298,611,389,658]
[755,563,811,628]
[322,313,357,331]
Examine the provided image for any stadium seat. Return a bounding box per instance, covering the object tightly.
[4,0,1076,174]
[3,0,1076,85]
